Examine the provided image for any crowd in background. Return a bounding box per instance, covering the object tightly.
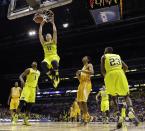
[0,91,145,122]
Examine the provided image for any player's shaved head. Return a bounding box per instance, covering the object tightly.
[104,47,113,54]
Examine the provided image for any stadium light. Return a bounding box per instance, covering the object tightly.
[63,23,69,28]
[28,30,36,36]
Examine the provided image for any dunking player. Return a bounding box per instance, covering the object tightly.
[8,82,21,124]
[101,47,140,128]
[96,86,109,124]
[76,56,94,125]
[17,61,40,125]
[39,10,60,88]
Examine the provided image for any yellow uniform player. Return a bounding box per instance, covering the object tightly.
[96,86,109,124]
[39,10,60,88]
[103,54,129,96]
[121,102,126,119]
[76,56,94,125]
[72,100,80,121]
[70,106,75,122]
[101,47,140,129]
[18,61,40,126]
[8,82,21,124]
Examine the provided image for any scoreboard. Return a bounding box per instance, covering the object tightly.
[88,0,122,25]
[87,0,120,9]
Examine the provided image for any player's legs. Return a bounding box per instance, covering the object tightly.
[10,109,16,123]
[51,60,60,88]
[116,95,140,129]
[16,100,26,123]
[23,88,36,126]
[17,100,26,113]
[101,101,106,123]
[41,59,60,88]
[121,106,126,120]
[101,101,109,124]
[82,102,92,125]
[10,99,15,122]
[105,70,134,128]
[41,61,52,78]
[125,95,140,126]
[77,82,90,124]
[18,87,35,126]
[23,103,33,126]
[10,98,19,124]
[111,96,119,114]
[105,110,109,123]
[17,100,32,126]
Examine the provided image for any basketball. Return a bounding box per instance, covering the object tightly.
[33,14,44,24]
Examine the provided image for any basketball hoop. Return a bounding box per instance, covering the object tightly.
[33,10,54,24]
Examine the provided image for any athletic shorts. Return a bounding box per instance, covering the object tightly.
[10,97,20,110]
[20,85,36,103]
[104,69,129,96]
[43,55,60,69]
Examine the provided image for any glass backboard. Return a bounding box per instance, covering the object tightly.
[7,0,72,20]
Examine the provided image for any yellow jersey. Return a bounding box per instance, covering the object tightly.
[42,40,57,57]
[11,87,21,98]
[105,54,122,73]
[80,65,91,81]
[100,90,109,101]
[25,68,40,87]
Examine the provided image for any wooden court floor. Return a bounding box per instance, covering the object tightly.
[0,122,144,131]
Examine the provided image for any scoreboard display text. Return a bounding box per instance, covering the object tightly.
[88,0,120,9]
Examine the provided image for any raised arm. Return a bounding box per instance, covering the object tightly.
[39,20,45,44]
[19,68,30,88]
[50,15,57,44]
[101,55,106,77]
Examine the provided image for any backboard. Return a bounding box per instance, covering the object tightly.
[7,0,72,20]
